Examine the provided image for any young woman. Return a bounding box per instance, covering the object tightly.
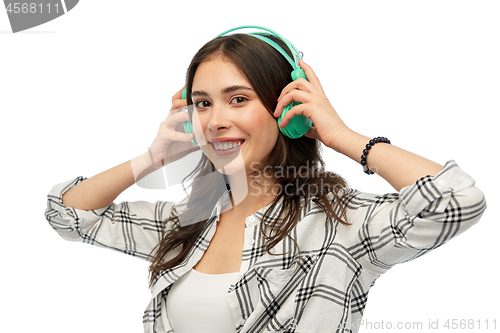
[46,26,486,333]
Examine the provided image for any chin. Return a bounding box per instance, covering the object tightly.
[200,144,246,174]
[213,159,247,177]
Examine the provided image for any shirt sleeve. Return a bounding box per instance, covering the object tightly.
[45,176,176,261]
[341,160,487,276]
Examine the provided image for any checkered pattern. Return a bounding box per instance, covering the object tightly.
[45,160,486,333]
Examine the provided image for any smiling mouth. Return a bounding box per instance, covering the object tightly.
[211,140,245,151]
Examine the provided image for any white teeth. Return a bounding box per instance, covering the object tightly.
[212,141,243,151]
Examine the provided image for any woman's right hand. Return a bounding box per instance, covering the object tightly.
[148,87,199,168]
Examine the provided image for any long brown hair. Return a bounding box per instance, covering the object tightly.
[148,34,350,287]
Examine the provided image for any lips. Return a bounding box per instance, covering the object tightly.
[212,140,244,151]
[209,139,245,156]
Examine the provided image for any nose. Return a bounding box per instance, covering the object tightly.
[207,103,231,132]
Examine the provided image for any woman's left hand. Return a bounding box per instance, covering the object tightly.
[273,59,349,151]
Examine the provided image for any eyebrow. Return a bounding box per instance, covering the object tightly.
[191,85,254,97]
[222,85,254,94]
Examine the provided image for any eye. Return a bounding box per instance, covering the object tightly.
[230,96,248,105]
[195,100,211,109]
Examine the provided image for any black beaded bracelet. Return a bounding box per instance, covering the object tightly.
[360,137,391,175]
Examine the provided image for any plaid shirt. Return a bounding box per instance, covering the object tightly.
[45,160,486,333]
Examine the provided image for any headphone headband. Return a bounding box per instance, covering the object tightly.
[214,25,302,70]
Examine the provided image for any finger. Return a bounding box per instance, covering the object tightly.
[164,109,191,128]
[170,99,188,112]
[277,78,313,102]
[169,130,196,142]
[274,90,312,118]
[278,104,311,129]
[298,59,324,93]
[172,86,186,103]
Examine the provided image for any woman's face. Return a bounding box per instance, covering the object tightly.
[191,56,279,175]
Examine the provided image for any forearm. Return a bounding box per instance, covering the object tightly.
[333,129,443,191]
[62,152,157,211]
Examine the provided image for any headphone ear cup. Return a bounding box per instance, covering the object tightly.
[277,67,312,138]
[180,90,198,146]
[277,102,313,139]
[183,120,193,134]
[183,115,199,146]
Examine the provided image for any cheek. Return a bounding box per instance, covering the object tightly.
[246,114,279,151]
[242,110,278,135]
[260,114,279,140]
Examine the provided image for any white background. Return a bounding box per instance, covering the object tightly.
[1,1,498,332]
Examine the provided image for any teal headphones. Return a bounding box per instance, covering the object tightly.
[182,25,313,146]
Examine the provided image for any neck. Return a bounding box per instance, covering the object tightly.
[221,171,277,219]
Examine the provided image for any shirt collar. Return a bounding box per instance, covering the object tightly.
[210,189,232,223]
[209,189,286,227]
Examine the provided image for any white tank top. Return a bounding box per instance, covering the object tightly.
[166,268,240,332]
